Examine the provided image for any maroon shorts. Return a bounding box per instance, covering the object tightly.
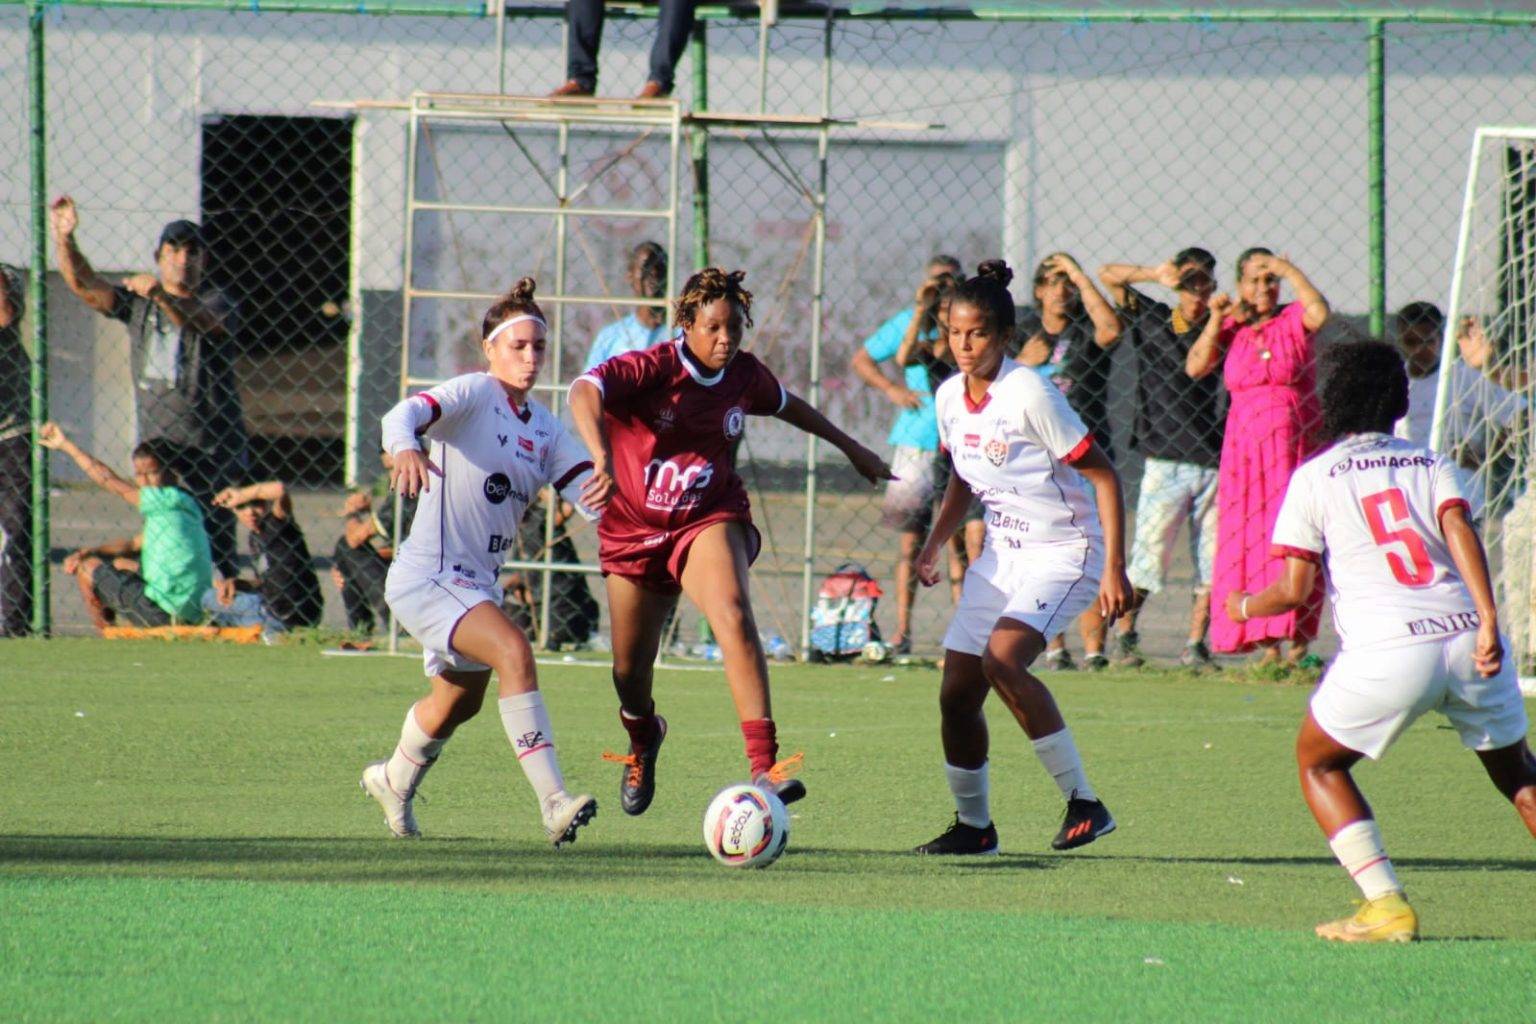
[599,512,762,595]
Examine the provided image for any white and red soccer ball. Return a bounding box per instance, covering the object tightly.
[702,784,789,868]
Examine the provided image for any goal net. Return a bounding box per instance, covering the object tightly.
[1433,126,1536,686]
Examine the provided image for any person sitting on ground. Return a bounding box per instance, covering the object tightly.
[502,493,602,649]
[212,481,324,631]
[332,490,393,635]
[39,423,212,631]
[583,242,672,372]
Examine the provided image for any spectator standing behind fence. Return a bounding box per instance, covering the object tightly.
[1394,302,1523,461]
[50,197,247,583]
[1187,249,1329,665]
[550,0,694,99]
[212,482,324,631]
[0,265,31,637]
[38,423,212,631]
[1016,252,1122,670]
[1098,250,1226,669]
[583,242,672,371]
[851,254,962,655]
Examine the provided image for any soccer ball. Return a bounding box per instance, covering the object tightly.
[702,784,789,868]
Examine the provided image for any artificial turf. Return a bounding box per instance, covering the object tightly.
[3,640,1533,1022]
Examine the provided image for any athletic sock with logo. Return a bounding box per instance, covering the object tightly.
[1328,818,1402,900]
[385,703,445,798]
[945,761,991,828]
[499,690,566,803]
[1031,727,1098,802]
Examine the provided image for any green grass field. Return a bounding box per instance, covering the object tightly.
[3,640,1533,1022]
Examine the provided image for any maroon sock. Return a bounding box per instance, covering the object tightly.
[619,706,660,752]
[741,718,778,777]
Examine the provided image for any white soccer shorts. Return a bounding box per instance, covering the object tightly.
[1311,630,1529,760]
[942,542,1104,656]
[385,564,502,677]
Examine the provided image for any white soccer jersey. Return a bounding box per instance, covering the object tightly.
[1272,432,1478,652]
[935,357,1101,559]
[380,372,596,585]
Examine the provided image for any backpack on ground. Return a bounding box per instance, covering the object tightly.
[809,562,883,660]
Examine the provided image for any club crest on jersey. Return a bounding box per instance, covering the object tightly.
[984,438,1008,466]
[654,407,676,433]
[723,406,745,439]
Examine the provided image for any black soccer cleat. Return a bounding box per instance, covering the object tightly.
[1051,795,1116,850]
[754,773,807,806]
[602,714,667,816]
[914,815,1000,856]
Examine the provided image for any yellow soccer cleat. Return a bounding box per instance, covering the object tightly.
[1315,892,1419,943]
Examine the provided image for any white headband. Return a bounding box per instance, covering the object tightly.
[485,313,548,345]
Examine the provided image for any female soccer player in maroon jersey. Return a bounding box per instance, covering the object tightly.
[570,268,892,814]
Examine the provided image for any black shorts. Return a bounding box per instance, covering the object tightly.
[90,563,173,627]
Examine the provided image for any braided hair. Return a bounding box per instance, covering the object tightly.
[674,267,754,328]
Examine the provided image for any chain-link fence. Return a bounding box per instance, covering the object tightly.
[4,2,1535,668]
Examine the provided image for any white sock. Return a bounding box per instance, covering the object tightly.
[1329,819,1402,900]
[499,690,566,805]
[945,762,991,828]
[1031,728,1097,802]
[385,704,445,798]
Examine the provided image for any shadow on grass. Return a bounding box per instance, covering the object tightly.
[0,835,1058,883]
[1079,852,1536,872]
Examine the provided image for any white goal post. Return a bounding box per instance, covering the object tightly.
[1432,126,1536,689]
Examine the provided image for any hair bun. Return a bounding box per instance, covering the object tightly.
[976,259,1013,287]
[507,276,537,305]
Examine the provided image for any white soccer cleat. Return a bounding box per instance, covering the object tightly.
[542,792,598,848]
[360,760,421,838]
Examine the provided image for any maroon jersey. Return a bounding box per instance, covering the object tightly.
[575,338,786,552]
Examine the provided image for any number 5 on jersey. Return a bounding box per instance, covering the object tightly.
[1361,488,1433,587]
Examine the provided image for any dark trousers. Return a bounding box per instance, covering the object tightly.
[0,436,32,636]
[333,538,390,633]
[566,0,696,92]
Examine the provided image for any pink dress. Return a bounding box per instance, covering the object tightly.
[1211,302,1325,652]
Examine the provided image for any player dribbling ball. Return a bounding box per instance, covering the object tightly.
[569,268,892,815]
[1231,340,1536,942]
[360,278,600,846]
[914,260,1130,856]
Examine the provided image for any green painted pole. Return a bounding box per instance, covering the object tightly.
[689,20,710,271]
[1368,18,1386,336]
[27,0,49,636]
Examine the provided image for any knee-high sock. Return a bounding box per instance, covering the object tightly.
[1031,728,1097,802]
[385,703,445,798]
[1329,819,1402,900]
[741,718,778,777]
[945,761,991,827]
[500,691,566,804]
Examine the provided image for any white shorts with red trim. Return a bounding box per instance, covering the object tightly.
[942,541,1104,656]
[1312,630,1528,760]
[385,562,502,677]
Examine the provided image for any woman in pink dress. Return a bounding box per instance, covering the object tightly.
[1187,249,1330,663]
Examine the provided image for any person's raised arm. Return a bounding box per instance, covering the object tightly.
[214,480,292,519]
[1069,443,1131,620]
[1185,293,1231,379]
[1096,261,1180,309]
[1272,255,1330,332]
[121,277,230,337]
[567,377,616,513]
[1458,316,1529,391]
[38,422,138,506]
[775,392,893,485]
[50,197,117,315]
[1049,254,1120,348]
[1441,502,1504,677]
[894,302,928,369]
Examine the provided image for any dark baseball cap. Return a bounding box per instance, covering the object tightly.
[157,220,205,251]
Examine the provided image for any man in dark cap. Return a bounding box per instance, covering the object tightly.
[51,196,247,580]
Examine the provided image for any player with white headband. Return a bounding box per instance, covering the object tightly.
[360,277,601,846]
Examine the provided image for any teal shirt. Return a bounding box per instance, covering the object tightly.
[138,486,213,622]
[861,308,940,451]
[583,314,672,372]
